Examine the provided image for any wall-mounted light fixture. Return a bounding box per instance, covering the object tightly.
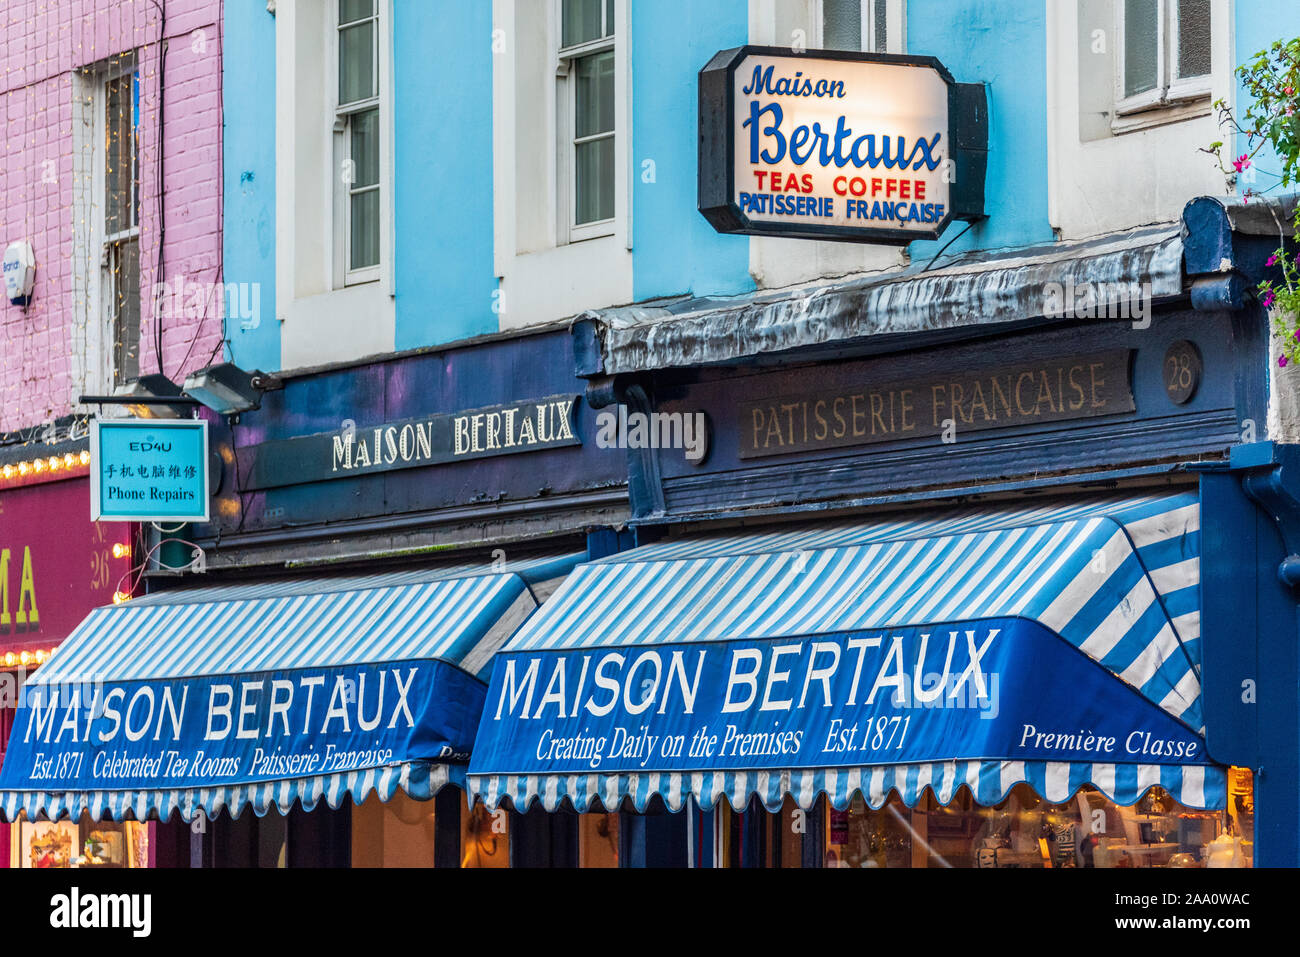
[183,363,282,416]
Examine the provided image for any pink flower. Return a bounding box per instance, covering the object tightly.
[1281,356,1290,367]
[1263,290,1277,308]
[1286,86,1295,95]
[1268,254,1280,266]
[1293,328,1299,341]
[1234,154,1252,172]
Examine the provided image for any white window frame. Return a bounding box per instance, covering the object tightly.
[1166,1,1213,101]
[1115,0,1211,118]
[556,0,617,245]
[333,0,383,287]
[817,0,907,54]
[95,58,141,389]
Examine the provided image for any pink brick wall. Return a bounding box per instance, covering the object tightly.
[0,0,224,433]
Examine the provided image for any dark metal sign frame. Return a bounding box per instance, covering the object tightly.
[699,46,988,244]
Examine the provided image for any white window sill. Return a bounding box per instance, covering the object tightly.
[1111,92,1211,136]
[568,221,617,244]
[343,267,382,288]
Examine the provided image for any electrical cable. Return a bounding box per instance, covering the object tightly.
[919,219,976,274]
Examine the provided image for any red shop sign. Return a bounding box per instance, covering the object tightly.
[0,476,133,657]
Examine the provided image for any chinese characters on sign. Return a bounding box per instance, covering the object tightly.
[90,420,209,523]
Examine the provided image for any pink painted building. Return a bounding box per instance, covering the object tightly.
[0,0,224,435]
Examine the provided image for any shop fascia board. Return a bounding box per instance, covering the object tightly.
[573,224,1187,379]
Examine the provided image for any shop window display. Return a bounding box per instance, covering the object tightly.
[578,811,620,868]
[461,800,511,868]
[820,772,1254,868]
[13,814,149,869]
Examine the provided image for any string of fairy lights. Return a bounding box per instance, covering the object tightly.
[4,5,144,426]
[2,1,226,436]
[0,3,222,673]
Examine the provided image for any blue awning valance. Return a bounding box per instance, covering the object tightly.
[468,494,1224,813]
[0,553,581,822]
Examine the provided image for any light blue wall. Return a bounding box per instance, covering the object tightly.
[392,0,498,351]
[630,0,754,302]
[906,0,1056,263]
[222,2,278,372]
[627,0,1056,298]
[1234,0,1300,198]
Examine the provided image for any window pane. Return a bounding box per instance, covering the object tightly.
[606,0,614,36]
[1123,0,1160,97]
[575,137,614,225]
[112,237,140,387]
[339,0,373,25]
[351,189,380,270]
[823,0,862,51]
[1176,0,1211,79]
[562,0,604,47]
[575,51,615,139]
[351,108,379,188]
[105,74,136,234]
[873,0,888,53]
[339,21,375,104]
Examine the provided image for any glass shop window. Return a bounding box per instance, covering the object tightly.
[461,800,511,868]
[350,789,464,868]
[15,813,151,869]
[715,795,806,868]
[510,802,579,867]
[818,771,1254,868]
[579,809,620,868]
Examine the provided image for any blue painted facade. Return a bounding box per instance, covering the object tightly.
[905,0,1054,261]
[220,0,1062,365]
[199,1,1300,867]
[392,0,499,350]
[630,1,753,302]
[1234,0,1298,197]
[222,0,278,373]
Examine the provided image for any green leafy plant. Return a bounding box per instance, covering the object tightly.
[1203,38,1300,366]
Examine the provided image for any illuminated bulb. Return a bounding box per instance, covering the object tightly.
[80,450,91,466]
[112,542,131,560]
[17,461,30,475]
[112,591,130,605]
[1,465,13,479]
[18,651,29,666]
[48,456,61,471]
[3,653,14,667]
[34,650,47,664]
[32,459,45,473]
[63,453,76,468]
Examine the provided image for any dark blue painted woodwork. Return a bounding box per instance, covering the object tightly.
[634,308,1245,522]
[200,329,627,539]
[1201,442,1300,867]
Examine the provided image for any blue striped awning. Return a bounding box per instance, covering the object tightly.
[468,493,1223,813]
[0,553,581,823]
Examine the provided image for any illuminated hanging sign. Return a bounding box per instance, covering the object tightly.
[699,47,987,244]
[90,419,210,523]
